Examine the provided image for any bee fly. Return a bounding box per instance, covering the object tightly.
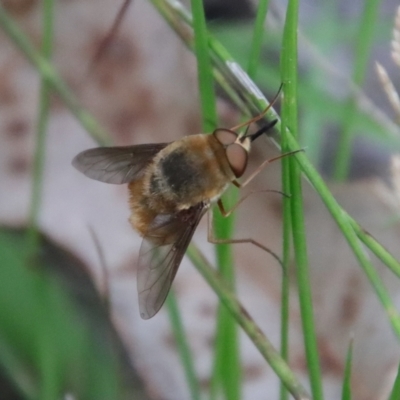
[73,91,294,319]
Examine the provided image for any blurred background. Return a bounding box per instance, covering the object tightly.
[1,0,400,399]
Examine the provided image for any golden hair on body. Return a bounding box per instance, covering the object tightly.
[73,94,285,319]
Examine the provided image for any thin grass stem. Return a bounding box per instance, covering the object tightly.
[247,0,270,79]
[190,1,241,398]
[341,337,354,400]
[279,155,291,400]
[284,135,400,340]
[388,360,400,400]
[166,292,201,400]
[187,244,310,400]
[26,0,53,260]
[333,0,382,180]
[0,5,111,146]
[281,1,324,399]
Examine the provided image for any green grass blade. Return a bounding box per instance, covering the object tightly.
[76,0,400,392]
[190,0,217,131]
[0,229,123,399]
[341,337,354,400]
[279,6,292,400]
[280,98,293,400]
[279,176,291,400]
[211,188,241,400]
[281,1,324,399]
[161,0,400,343]
[0,4,111,146]
[388,361,400,400]
[350,219,400,279]
[5,2,400,398]
[161,1,218,396]
[333,0,382,180]
[25,1,57,395]
[283,135,400,340]
[190,1,241,398]
[187,244,310,400]
[166,292,201,400]
[26,0,53,259]
[210,299,240,400]
[247,0,270,79]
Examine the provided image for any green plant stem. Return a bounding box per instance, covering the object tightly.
[341,337,354,400]
[26,0,53,260]
[281,1,324,399]
[0,230,122,399]
[389,361,400,400]
[211,189,240,400]
[190,0,217,131]
[290,164,324,398]
[280,96,292,400]
[247,0,270,79]
[166,1,218,396]
[284,133,400,339]
[279,5,293,400]
[151,0,400,341]
[187,244,310,400]
[279,160,291,400]
[26,2,62,398]
[4,0,400,394]
[150,0,279,125]
[190,1,241,399]
[349,219,400,279]
[0,4,111,146]
[166,292,200,400]
[333,0,381,180]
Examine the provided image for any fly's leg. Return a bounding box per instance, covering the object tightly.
[217,190,288,218]
[232,149,303,189]
[207,199,283,268]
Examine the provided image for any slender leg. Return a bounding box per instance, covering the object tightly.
[208,201,283,268]
[217,191,287,218]
[234,149,303,189]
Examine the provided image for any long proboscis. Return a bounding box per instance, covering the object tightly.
[247,119,278,142]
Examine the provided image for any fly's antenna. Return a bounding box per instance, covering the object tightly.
[229,83,283,132]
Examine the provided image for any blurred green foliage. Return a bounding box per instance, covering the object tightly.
[0,227,146,400]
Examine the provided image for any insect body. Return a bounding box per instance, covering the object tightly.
[73,115,278,319]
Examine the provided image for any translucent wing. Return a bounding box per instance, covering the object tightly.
[72,143,168,184]
[137,203,208,319]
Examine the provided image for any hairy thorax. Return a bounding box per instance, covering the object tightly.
[128,134,233,236]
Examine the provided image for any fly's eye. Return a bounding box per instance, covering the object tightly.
[226,143,248,178]
[213,129,237,146]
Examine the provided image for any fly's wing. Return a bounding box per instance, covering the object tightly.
[72,143,169,184]
[138,203,208,319]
